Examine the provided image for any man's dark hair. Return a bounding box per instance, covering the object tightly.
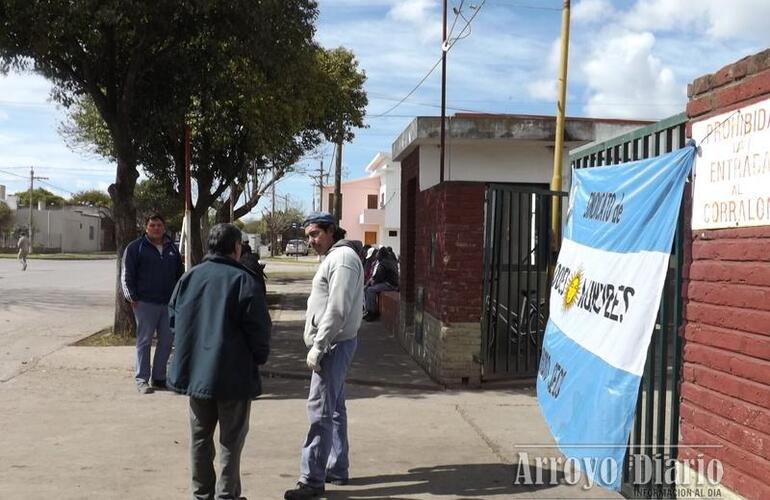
[314,221,347,242]
[208,223,242,256]
[144,213,165,225]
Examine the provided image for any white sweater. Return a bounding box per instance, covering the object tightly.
[304,241,364,350]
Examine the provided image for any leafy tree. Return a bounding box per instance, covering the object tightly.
[240,218,266,235]
[70,189,111,208]
[1,0,321,335]
[315,47,368,220]
[15,188,66,208]
[0,200,12,232]
[135,178,183,234]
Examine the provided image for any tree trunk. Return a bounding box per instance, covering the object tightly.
[190,207,206,264]
[334,139,343,222]
[109,152,140,337]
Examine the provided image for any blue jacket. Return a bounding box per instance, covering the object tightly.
[121,234,182,304]
[168,255,271,400]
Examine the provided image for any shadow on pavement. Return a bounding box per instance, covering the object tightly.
[324,463,564,499]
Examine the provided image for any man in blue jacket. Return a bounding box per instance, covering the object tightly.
[121,214,182,394]
[168,223,271,500]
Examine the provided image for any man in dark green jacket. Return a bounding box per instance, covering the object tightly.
[168,223,271,500]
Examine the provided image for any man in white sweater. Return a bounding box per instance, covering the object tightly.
[285,212,363,500]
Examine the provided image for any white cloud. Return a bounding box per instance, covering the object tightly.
[573,0,615,24]
[387,0,441,42]
[388,0,436,24]
[0,72,53,105]
[623,0,770,44]
[581,29,684,119]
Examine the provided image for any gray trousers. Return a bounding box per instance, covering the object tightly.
[133,301,173,383]
[189,397,251,500]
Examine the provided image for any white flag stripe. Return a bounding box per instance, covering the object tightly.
[548,237,670,376]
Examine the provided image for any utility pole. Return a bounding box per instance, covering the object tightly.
[229,181,235,223]
[440,0,448,183]
[319,160,324,212]
[550,0,571,252]
[307,159,327,213]
[183,125,192,270]
[334,139,343,222]
[271,166,276,256]
[28,167,48,249]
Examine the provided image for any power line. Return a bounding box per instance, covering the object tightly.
[369,1,487,118]
[0,167,28,179]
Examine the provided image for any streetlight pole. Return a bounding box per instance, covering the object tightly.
[28,167,48,249]
[550,0,571,252]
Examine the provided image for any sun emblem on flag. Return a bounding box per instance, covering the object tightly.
[563,269,583,310]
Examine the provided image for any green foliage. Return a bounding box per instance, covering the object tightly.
[135,178,183,233]
[240,218,266,235]
[70,189,111,208]
[14,188,66,208]
[0,201,12,231]
[314,47,369,144]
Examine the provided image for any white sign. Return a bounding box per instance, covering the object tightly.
[692,97,770,230]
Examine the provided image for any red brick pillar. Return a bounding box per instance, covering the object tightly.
[682,50,770,499]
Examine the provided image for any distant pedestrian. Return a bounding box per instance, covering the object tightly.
[363,247,399,321]
[239,238,267,295]
[121,214,183,394]
[17,232,30,271]
[168,223,271,500]
[284,212,363,500]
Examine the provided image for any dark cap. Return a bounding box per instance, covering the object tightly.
[303,211,337,227]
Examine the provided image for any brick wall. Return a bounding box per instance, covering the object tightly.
[380,291,400,335]
[682,50,770,500]
[396,145,486,384]
[416,181,485,323]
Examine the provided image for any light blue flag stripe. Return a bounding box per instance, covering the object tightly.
[537,320,640,490]
[564,146,696,254]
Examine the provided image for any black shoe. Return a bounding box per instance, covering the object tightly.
[284,482,324,499]
[325,476,349,486]
[151,379,167,390]
[363,312,379,322]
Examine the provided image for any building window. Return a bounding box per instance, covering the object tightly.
[89,226,95,240]
[388,230,398,237]
[367,194,378,209]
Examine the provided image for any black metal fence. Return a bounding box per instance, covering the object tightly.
[569,112,689,498]
[481,184,564,379]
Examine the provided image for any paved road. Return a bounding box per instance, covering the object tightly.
[0,258,116,382]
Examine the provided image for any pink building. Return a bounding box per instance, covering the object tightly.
[321,176,381,245]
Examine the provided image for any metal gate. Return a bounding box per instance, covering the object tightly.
[569,113,688,498]
[481,184,564,379]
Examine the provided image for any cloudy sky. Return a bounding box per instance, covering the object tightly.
[1,0,768,217]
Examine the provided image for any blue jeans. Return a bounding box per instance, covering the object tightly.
[299,338,357,488]
[364,282,397,314]
[133,301,173,383]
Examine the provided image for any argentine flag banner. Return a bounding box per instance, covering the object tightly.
[537,145,696,490]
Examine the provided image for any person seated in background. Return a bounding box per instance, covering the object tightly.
[362,246,378,285]
[239,238,266,293]
[363,247,399,321]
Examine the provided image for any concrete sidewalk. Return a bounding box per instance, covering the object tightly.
[0,273,622,499]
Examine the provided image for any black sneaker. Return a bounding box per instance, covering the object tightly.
[151,379,167,390]
[284,482,324,499]
[325,476,349,486]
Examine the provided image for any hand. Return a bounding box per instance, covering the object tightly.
[306,346,324,372]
